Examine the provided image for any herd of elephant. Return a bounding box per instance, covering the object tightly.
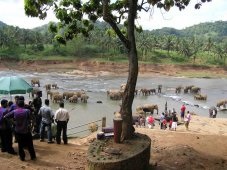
[29,78,89,103]
[107,83,226,110]
[30,78,226,109]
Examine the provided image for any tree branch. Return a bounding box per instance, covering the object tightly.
[102,0,129,50]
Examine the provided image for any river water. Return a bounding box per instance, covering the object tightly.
[0,70,227,137]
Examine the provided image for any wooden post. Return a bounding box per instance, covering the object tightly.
[102,117,106,128]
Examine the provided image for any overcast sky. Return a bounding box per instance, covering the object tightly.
[0,0,226,30]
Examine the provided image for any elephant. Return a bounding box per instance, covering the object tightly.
[109,91,123,100]
[81,94,89,103]
[184,85,194,93]
[149,89,156,94]
[137,104,159,115]
[29,88,41,98]
[31,79,40,87]
[194,94,207,100]
[52,93,63,103]
[74,90,86,98]
[63,91,75,100]
[175,86,182,93]
[47,91,60,100]
[191,87,201,94]
[45,84,51,91]
[52,83,58,89]
[135,108,146,117]
[216,100,227,108]
[140,88,150,96]
[69,95,78,103]
[107,89,120,96]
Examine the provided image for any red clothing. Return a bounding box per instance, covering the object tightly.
[181,105,186,112]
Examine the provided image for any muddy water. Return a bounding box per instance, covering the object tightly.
[1,70,227,137]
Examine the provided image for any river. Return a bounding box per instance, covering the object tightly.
[0,70,226,137]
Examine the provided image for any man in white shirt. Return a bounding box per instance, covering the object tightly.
[54,102,69,144]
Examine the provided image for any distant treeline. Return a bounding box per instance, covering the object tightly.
[0,20,226,66]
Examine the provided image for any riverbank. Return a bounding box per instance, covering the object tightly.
[0,115,227,169]
[1,59,227,78]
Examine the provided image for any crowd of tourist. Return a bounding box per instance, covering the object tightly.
[0,91,70,161]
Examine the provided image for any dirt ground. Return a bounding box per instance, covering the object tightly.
[1,59,227,78]
[0,60,227,170]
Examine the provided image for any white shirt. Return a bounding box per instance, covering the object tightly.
[55,108,69,122]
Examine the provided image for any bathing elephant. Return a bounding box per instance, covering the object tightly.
[184,85,194,93]
[194,94,207,100]
[140,88,150,96]
[69,95,78,103]
[175,86,182,93]
[52,93,63,103]
[45,84,51,91]
[149,89,156,94]
[141,104,159,115]
[74,90,86,98]
[63,91,75,100]
[31,79,40,87]
[52,83,58,89]
[191,87,201,94]
[216,100,227,108]
[29,88,41,98]
[107,89,120,96]
[81,94,89,103]
[47,91,60,100]
[109,91,123,100]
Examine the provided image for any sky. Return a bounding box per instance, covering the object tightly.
[0,0,227,30]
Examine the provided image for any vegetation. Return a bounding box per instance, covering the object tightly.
[1,20,226,66]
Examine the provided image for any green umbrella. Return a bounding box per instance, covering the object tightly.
[0,76,33,95]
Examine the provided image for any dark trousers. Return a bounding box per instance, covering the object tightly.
[0,128,15,153]
[56,121,67,144]
[16,132,36,160]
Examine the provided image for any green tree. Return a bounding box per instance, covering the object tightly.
[24,0,211,140]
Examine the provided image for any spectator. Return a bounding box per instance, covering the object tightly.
[4,100,36,161]
[171,113,178,131]
[39,99,54,143]
[184,111,191,130]
[180,104,186,121]
[54,102,69,144]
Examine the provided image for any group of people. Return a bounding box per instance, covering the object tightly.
[134,103,192,131]
[159,104,191,131]
[0,92,70,161]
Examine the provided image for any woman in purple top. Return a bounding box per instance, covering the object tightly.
[4,100,36,161]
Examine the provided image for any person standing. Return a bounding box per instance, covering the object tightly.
[171,113,178,131]
[4,100,36,161]
[54,102,69,144]
[32,91,42,134]
[180,104,186,122]
[39,99,54,143]
[0,99,16,155]
[184,111,191,130]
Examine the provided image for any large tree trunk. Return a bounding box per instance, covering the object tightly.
[120,0,138,141]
